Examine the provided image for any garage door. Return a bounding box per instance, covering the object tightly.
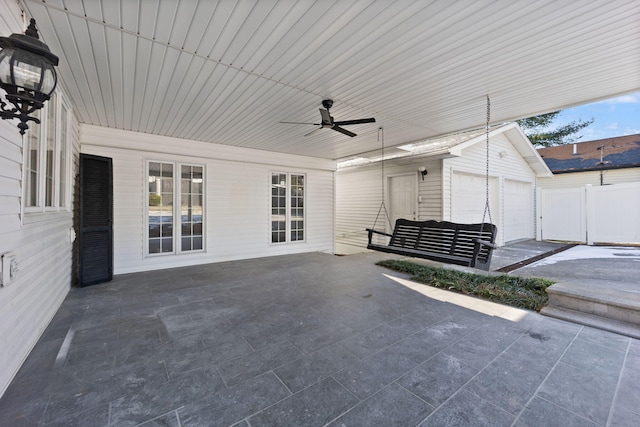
[504,179,533,243]
[451,171,499,229]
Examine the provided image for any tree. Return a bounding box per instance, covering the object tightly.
[517,111,593,147]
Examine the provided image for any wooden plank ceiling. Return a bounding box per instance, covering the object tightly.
[23,0,640,160]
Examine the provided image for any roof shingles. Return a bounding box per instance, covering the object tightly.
[537,134,640,173]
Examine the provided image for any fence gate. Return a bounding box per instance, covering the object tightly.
[538,183,640,245]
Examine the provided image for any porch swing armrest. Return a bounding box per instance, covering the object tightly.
[366,228,393,244]
[473,238,498,249]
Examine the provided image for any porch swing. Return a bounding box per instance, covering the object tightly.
[366,96,498,270]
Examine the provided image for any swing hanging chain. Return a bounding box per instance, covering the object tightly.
[372,127,392,231]
[482,95,493,225]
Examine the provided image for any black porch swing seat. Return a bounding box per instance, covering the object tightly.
[367,219,498,271]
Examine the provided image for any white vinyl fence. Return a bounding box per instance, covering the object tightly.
[537,182,640,245]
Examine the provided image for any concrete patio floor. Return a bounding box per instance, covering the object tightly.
[1,251,639,426]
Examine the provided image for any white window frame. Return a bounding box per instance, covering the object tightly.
[146,160,205,257]
[270,171,306,245]
[22,91,72,214]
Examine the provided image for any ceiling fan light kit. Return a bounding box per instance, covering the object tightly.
[280,99,375,138]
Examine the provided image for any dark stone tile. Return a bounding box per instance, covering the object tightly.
[608,404,640,427]
[538,362,617,425]
[216,341,302,386]
[41,402,110,427]
[387,319,477,365]
[274,343,359,393]
[0,379,50,426]
[560,336,626,376]
[398,352,478,407]
[465,356,546,415]
[59,355,116,384]
[40,377,118,425]
[385,307,448,335]
[514,397,599,427]
[441,324,523,371]
[614,355,640,415]
[420,390,514,427]
[333,348,418,399]
[501,320,579,375]
[234,319,294,349]
[327,383,434,426]
[179,372,291,427]
[339,324,408,359]
[576,326,631,352]
[248,377,358,426]
[289,322,359,354]
[108,367,224,426]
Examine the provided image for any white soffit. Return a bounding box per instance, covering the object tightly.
[22,0,640,160]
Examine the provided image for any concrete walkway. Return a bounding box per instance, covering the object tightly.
[1,251,638,426]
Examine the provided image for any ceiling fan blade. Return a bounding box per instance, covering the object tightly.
[304,127,322,137]
[333,117,376,126]
[319,108,332,125]
[331,125,357,137]
[280,121,320,125]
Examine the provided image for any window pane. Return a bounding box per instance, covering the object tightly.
[149,239,160,253]
[193,237,203,250]
[181,236,192,251]
[290,174,305,241]
[26,110,41,207]
[180,165,204,252]
[45,94,56,206]
[58,103,68,207]
[148,162,173,254]
[161,238,173,253]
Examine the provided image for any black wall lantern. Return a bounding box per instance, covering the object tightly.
[0,18,58,135]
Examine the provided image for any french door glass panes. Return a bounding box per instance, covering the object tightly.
[271,173,287,243]
[271,172,305,244]
[290,174,304,241]
[180,165,204,251]
[148,162,174,254]
[148,161,204,255]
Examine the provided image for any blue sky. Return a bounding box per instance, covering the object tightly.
[551,91,640,142]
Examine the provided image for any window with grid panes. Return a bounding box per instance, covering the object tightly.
[148,162,205,255]
[271,172,305,243]
[24,92,71,212]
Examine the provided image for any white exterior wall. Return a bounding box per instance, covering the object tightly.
[537,168,640,189]
[0,0,80,397]
[81,125,336,274]
[335,158,441,254]
[443,133,538,246]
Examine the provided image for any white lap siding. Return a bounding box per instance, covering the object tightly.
[0,0,80,396]
[80,125,336,274]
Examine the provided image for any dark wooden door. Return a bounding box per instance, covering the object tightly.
[78,154,113,287]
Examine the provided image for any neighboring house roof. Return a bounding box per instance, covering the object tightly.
[338,122,553,177]
[537,134,640,173]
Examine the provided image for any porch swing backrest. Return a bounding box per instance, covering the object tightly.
[367,219,497,270]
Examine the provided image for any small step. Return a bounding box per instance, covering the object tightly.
[540,305,640,340]
[542,280,640,339]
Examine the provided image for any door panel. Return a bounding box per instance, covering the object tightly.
[389,175,416,229]
[539,188,585,243]
[504,179,533,242]
[79,154,113,286]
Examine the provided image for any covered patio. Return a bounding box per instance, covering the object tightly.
[1,251,637,426]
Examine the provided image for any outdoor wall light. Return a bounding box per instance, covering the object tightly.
[0,19,58,135]
[418,166,428,180]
